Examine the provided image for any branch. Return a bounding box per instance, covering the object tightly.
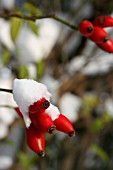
[0,88,13,93]
[0,105,15,109]
[0,11,78,30]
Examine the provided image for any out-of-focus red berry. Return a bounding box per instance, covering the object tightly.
[96,38,113,53]
[79,20,94,37]
[89,26,109,44]
[93,16,113,28]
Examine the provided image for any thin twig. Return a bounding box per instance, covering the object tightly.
[0,11,78,30]
[0,88,13,93]
[0,105,15,109]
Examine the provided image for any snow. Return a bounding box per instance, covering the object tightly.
[0,70,17,139]
[13,79,52,127]
[82,54,113,75]
[0,122,8,139]
[0,108,16,126]
[0,19,15,51]
[59,92,82,122]
[41,74,60,103]
[105,98,113,118]
[0,155,13,169]
[16,19,61,64]
[0,0,15,10]
[46,103,60,120]
[68,55,86,74]
[68,54,113,76]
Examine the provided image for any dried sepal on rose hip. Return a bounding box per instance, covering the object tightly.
[93,16,113,28]
[79,20,94,37]
[13,79,75,156]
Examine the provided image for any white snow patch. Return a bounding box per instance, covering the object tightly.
[0,0,15,9]
[68,54,113,76]
[105,98,113,118]
[59,92,82,122]
[41,75,60,103]
[13,79,52,127]
[27,64,37,79]
[0,155,13,169]
[16,19,61,64]
[0,108,16,126]
[0,122,8,139]
[68,55,86,74]
[46,103,60,120]
[82,54,113,75]
[0,19,15,51]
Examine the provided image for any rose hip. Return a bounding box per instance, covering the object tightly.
[96,38,113,53]
[29,112,56,134]
[53,114,75,137]
[29,97,50,114]
[79,20,94,37]
[93,16,113,28]
[89,26,109,44]
[26,124,45,157]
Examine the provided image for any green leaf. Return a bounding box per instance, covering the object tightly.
[36,60,45,80]
[91,112,112,133]
[27,21,38,35]
[91,144,109,163]
[2,47,10,65]
[5,139,15,146]
[23,2,42,15]
[18,65,29,79]
[82,95,98,115]
[18,152,37,170]
[91,119,103,133]
[10,17,22,42]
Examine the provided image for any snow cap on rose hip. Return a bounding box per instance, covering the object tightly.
[13,79,52,128]
[45,103,60,121]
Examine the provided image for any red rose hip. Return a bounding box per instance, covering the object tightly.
[29,97,50,114]
[53,114,75,137]
[96,38,113,53]
[89,26,109,44]
[79,20,94,37]
[93,16,113,28]
[29,112,56,134]
[26,124,45,157]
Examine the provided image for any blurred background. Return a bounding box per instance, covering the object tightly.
[0,0,113,169]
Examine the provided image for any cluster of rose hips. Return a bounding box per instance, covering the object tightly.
[79,16,113,53]
[15,97,75,157]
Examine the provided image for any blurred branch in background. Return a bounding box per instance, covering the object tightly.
[0,0,113,170]
[0,10,78,30]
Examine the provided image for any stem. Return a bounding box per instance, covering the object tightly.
[0,11,78,30]
[0,105,14,109]
[0,88,13,93]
